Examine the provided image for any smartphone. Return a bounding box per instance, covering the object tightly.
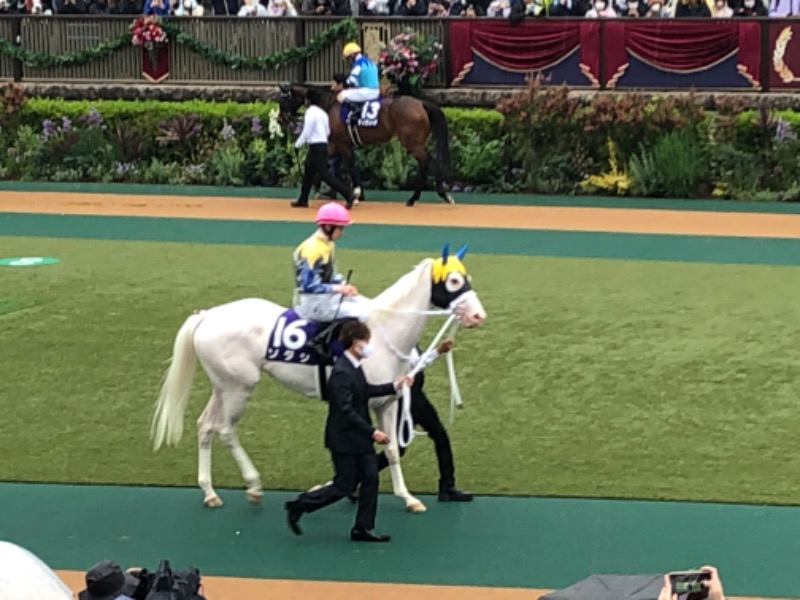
[668,570,712,600]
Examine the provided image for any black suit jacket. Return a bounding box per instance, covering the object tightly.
[324,354,396,454]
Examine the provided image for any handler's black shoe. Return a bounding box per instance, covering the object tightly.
[285,501,303,536]
[351,528,391,542]
[438,486,473,502]
[290,200,309,208]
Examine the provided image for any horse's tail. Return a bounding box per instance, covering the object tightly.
[422,101,451,178]
[151,311,204,451]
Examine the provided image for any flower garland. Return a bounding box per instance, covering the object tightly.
[0,17,358,71]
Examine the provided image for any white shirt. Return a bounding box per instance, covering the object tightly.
[345,350,361,369]
[295,105,330,148]
[410,348,440,371]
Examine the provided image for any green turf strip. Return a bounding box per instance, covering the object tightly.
[0,483,797,597]
[3,213,800,266]
[2,237,800,508]
[3,180,800,212]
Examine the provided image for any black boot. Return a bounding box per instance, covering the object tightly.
[308,319,347,364]
[438,483,474,502]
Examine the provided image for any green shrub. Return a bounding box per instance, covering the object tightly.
[1,81,799,201]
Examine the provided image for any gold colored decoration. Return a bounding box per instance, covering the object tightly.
[773,26,798,84]
[363,24,387,61]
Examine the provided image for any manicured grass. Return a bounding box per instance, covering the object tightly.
[2,236,800,505]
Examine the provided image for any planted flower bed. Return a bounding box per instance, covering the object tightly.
[1,80,799,201]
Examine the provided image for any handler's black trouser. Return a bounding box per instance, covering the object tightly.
[376,371,456,489]
[298,143,351,204]
[293,451,379,531]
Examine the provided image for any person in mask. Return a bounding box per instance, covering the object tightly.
[285,320,414,543]
[585,0,616,16]
[612,0,635,16]
[735,0,766,14]
[712,0,732,15]
[644,0,663,16]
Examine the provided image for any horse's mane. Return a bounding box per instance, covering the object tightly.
[369,259,434,314]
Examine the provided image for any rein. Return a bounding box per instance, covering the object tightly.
[372,291,477,448]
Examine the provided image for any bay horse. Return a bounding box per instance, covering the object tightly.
[151,244,486,513]
[278,83,455,207]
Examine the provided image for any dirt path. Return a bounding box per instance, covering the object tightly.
[56,570,549,600]
[4,191,800,238]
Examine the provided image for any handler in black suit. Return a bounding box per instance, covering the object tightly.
[285,319,413,542]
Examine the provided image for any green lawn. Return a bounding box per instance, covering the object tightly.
[2,236,800,505]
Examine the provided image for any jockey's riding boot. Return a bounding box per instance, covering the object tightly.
[308,319,346,364]
[438,483,474,502]
[346,103,359,126]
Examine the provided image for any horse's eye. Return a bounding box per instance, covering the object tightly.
[445,273,465,293]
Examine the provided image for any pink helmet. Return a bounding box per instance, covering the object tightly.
[315,202,352,227]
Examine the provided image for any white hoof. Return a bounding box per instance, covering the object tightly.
[204,494,223,508]
[406,501,427,513]
[245,488,263,504]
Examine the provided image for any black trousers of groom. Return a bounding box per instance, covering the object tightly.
[292,451,379,531]
[376,371,456,489]
[298,143,352,205]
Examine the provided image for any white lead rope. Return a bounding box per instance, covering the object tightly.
[397,313,461,449]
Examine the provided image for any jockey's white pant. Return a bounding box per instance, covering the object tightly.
[294,292,371,323]
[338,88,381,104]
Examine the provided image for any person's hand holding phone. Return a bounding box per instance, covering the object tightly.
[658,575,677,600]
[700,566,725,600]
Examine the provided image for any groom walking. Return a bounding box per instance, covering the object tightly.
[285,319,413,542]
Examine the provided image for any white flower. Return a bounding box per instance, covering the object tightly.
[268,108,284,140]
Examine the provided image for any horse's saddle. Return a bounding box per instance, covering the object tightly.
[264,309,344,367]
[340,99,383,128]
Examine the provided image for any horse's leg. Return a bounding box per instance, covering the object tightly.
[431,147,452,205]
[336,142,363,204]
[218,384,263,504]
[376,401,426,513]
[197,390,224,507]
[405,147,428,208]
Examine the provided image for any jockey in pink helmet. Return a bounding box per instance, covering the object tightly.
[292,202,371,359]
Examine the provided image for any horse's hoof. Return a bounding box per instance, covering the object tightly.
[444,193,455,205]
[246,489,263,504]
[204,495,223,508]
[406,198,417,207]
[406,502,427,513]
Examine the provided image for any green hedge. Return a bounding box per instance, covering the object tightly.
[2,83,799,201]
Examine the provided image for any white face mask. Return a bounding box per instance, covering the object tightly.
[595,1,606,8]
[744,0,754,6]
[650,2,660,9]
[358,342,373,359]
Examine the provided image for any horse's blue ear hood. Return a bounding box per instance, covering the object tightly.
[432,242,468,284]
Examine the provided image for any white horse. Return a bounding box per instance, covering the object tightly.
[151,243,487,513]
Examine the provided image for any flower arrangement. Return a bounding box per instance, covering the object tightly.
[130,16,168,66]
[377,30,442,95]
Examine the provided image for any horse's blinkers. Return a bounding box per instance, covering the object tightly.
[431,273,472,310]
[430,243,472,309]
